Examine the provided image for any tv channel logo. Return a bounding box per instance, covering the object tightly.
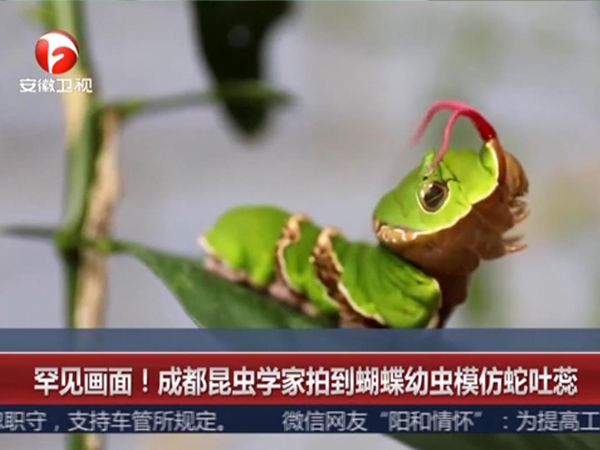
[35,30,79,75]
[20,30,93,94]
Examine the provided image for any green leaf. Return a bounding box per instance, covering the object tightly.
[190,0,293,136]
[109,240,335,328]
[3,226,597,448]
[2,227,333,329]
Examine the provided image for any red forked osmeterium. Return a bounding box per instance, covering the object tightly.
[411,100,497,171]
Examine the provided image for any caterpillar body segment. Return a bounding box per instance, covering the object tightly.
[199,205,442,328]
[276,215,338,314]
[328,236,441,328]
[200,205,289,287]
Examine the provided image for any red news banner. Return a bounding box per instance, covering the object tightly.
[0,352,588,405]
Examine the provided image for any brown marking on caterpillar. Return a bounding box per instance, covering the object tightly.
[270,213,320,317]
[204,254,252,284]
[203,252,319,318]
[311,227,385,328]
[202,215,321,318]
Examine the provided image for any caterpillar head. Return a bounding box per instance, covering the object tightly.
[373,100,529,277]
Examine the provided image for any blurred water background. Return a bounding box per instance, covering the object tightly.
[1,1,600,449]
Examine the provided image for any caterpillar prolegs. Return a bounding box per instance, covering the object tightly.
[198,206,441,328]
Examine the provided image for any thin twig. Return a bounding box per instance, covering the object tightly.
[107,81,292,121]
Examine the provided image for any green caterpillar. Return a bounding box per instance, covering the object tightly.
[199,100,529,328]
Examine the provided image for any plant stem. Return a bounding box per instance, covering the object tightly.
[45,0,96,325]
[45,2,114,450]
